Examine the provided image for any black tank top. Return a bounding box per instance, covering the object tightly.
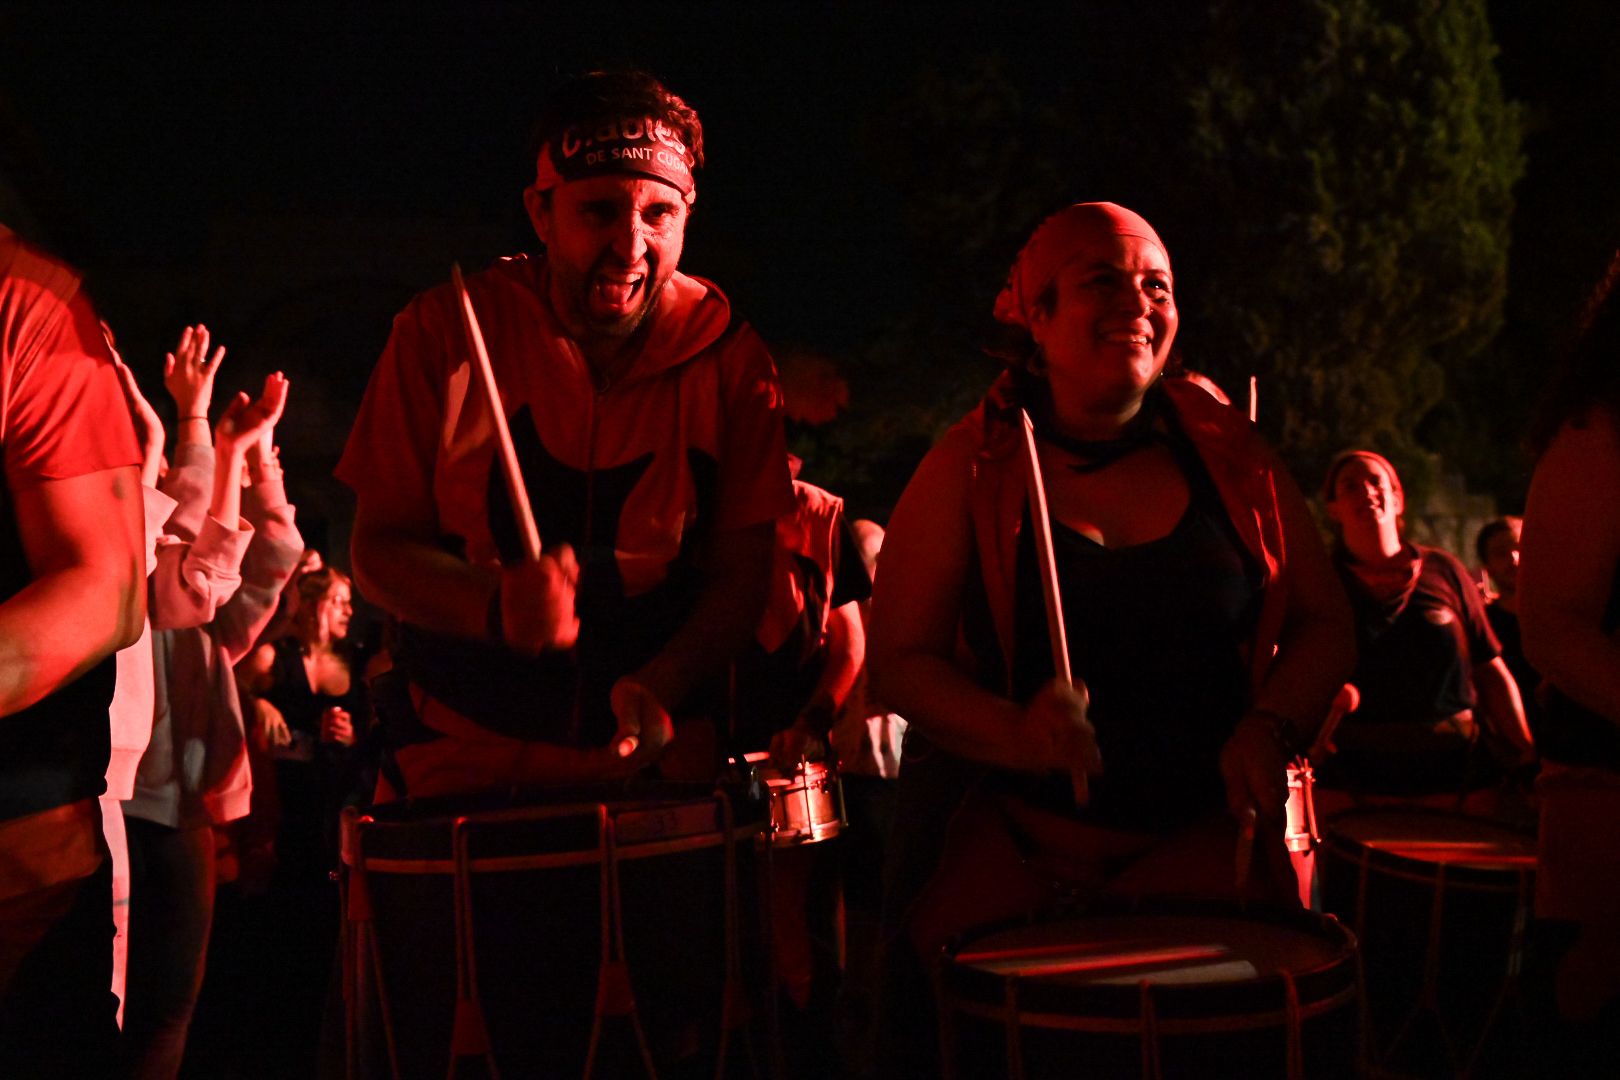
[1002,428,1262,833]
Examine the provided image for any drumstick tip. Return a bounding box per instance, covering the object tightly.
[616,736,638,758]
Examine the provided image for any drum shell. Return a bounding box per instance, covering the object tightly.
[938,899,1360,1079]
[1319,808,1534,1061]
[344,790,760,1079]
[744,753,845,845]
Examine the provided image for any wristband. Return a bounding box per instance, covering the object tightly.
[181,414,208,421]
[486,586,505,645]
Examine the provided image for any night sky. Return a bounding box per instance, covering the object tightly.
[2,4,1618,545]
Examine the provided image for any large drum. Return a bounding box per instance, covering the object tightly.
[1320,808,1535,1074]
[936,899,1361,1079]
[340,785,766,1079]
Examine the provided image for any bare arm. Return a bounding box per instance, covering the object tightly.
[351,501,500,640]
[1219,459,1356,823]
[768,599,865,768]
[1250,454,1358,738]
[868,435,1091,775]
[1520,409,1620,724]
[1474,655,1533,760]
[0,466,145,717]
[812,601,865,716]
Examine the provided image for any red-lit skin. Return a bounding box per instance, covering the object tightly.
[302,577,356,747]
[523,175,689,384]
[352,170,782,787]
[1519,407,1620,1021]
[1482,520,1522,612]
[873,229,1353,848]
[243,570,357,752]
[1027,235,1178,441]
[1328,455,1533,764]
[1325,457,1404,562]
[1521,405,1620,725]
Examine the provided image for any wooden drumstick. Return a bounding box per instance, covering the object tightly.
[1018,409,1089,805]
[451,263,542,563]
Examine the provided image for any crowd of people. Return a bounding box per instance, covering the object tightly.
[1,65,1618,1078]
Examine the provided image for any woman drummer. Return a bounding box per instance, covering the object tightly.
[867,202,1354,1065]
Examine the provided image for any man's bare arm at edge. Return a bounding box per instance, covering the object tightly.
[0,464,146,717]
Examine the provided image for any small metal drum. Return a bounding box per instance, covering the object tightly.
[742,752,846,846]
[1284,762,1318,855]
[937,898,1362,1079]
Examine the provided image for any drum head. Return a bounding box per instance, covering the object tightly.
[347,782,765,869]
[943,899,1357,1022]
[1324,808,1535,878]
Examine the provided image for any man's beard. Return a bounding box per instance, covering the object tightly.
[553,255,667,341]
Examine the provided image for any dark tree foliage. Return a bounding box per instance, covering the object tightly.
[1179,0,1524,494]
[812,2,1521,517]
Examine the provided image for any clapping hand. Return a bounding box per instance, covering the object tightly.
[164,324,226,422]
[215,372,290,456]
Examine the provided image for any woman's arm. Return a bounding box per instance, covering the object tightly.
[868,434,1097,777]
[1253,456,1358,737]
[1220,454,1356,820]
[1520,409,1620,724]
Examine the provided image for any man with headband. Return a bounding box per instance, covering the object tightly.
[338,70,793,796]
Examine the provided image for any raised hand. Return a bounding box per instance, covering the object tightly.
[163,324,227,421]
[215,372,290,456]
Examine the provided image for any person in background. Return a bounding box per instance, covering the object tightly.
[1519,246,1620,1069]
[826,517,905,1072]
[1317,451,1533,800]
[102,333,179,1030]
[1478,515,1545,739]
[733,464,871,1077]
[231,565,363,1077]
[0,223,145,1076]
[120,325,299,1079]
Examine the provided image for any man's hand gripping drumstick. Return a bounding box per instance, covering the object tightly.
[1019,410,1103,803]
[452,264,667,768]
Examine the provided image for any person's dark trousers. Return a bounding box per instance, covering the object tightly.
[122,816,216,1079]
[0,855,119,1078]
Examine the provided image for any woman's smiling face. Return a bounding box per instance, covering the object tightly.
[1029,233,1178,414]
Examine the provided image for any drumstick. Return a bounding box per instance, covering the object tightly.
[1247,375,1258,424]
[451,263,542,563]
[1018,410,1089,805]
